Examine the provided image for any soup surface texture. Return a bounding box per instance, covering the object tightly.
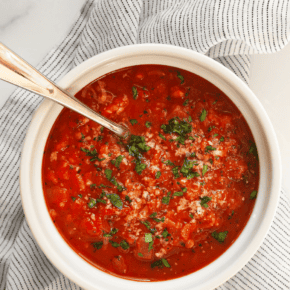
[42,65,259,281]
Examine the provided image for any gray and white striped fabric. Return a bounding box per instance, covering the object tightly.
[0,0,289,289]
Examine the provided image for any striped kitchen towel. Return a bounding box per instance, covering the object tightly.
[0,0,289,289]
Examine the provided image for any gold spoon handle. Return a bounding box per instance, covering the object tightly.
[0,43,129,138]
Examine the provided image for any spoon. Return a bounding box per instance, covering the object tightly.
[0,43,129,138]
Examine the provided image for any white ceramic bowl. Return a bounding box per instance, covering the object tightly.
[20,44,282,290]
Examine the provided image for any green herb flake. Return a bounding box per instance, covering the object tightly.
[200,109,207,122]
[200,196,212,208]
[132,86,138,99]
[78,194,83,198]
[149,212,157,218]
[211,231,228,243]
[172,191,183,197]
[182,187,187,193]
[161,258,171,268]
[104,169,112,180]
[125,195,132,203]
[145,233,153,243]
[90,183,96,189]
[162,192,171,205]
[145,121,152,128]
[148,240,154,251]
[112,155,124,169]
[250,190,258,200]
[88,198,97,208]
[92,241,103,250]
[172,166,180,179]
[138,253,143,257]
[189,213,194,218]
[161,228,170,238]
[220,136,225,142]
[97,199,106,204]
[120,240,129,250]
[159,133,166,141]
[106,193,123,210]
[151,260,163,269]
[202,164,208,176]
[209,158,213,164]
[80,147,105,162]
[155,171,161,179]
[177,71,184,84]
[180,158,199,179]
[109,240,120,248]
[183,99,189,106]
[130,119,138,126]
[228,210,235,220]
[205,145,216,152]
[188,116,192,122]
[71,197,76,202]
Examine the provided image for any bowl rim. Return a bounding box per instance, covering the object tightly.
[20,43,282,290]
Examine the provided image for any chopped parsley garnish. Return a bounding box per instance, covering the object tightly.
[148,241,154,251]
[199,109,207,122]
[205,145,216,152]
[188,116,192,122]
[80,147,105,162]
[177,71,184,84]
[104,169,112,180]
[200,196,212,208]
[104,169,124,191]
[220,136,225,142]
[120,240,129,250]
[182,187,187,192]
[250,190,258,200]
[78,194,82,198]
[172,191,183,197]
[111,155,124,169]
[159,133,166,141]
[228,210,235,220]
[88,198,97,208]
[106,193,123,210]
[161,228,170,238]
[97,199,106,204]
[161,258,171,268]
[126,135,150,175]
[141,221,156,234]
[90,183,96,189]
[100,126,104,133]
[161,117,192,144]
[109,240,120,248]
[132,86,138,99]
[71,197,76,202]
[162,192,171,205]
[145,233,153,243]
[163,159,174,166]
[189,213,194,218]
[212,231,228,243]
[145,121,152,128]
[92,241,103,250]
[209,158,213,164]
[155,171,161,179]
[249,141,259,160]
[138,253,143,257]
[180,158,199,179]
[134,159,147,175]
[149,212,157,218]
[103,228,118,237]
[125,195,132,203]
[130,119,138,126]
[183,99,189,106]
[202,164,208,176]
[151,260,163,269]
[172,166,180,178]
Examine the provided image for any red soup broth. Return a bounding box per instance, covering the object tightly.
[42,65,259,281]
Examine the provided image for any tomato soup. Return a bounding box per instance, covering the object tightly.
[42,65,259,281]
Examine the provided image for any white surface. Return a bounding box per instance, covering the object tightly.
[20,44,281,290]
[0,0,288,195]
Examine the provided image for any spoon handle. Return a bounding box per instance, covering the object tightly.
[0,43,129,138]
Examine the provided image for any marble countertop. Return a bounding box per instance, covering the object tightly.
[0,0,289,197]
